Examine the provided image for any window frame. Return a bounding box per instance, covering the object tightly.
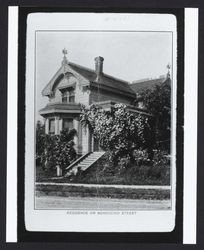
[61,87,75,103]
[49,118,55,135]
[62,118,74,131]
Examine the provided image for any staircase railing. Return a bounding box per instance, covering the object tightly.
[65,152,91,171]
[80,151,105,171]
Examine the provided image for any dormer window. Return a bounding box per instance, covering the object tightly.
[61,87,75,103]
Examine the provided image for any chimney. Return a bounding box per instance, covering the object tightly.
[94,56,104,78]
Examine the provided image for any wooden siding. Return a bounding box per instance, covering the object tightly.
[89,89,134,105]
[49,77,90,106]
[75,85,90,105]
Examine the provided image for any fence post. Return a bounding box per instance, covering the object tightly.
[56,165,62,177]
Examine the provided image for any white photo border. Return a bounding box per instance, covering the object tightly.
[25,13,177,233]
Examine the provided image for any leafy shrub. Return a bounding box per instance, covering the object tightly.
[152,149,170,166]
[133,149,151,166]
[38,129,77,174]
[118,156,131,170]
[36,120,45,160]
[139,83,171,153]
[67,152,170,185]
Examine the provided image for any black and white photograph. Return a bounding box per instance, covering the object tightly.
[35,32,172,211]
[4,4,200,244]
[23,12,179,233]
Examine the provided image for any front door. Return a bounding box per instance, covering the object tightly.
[93,138,99,151]
[89,132,99,152]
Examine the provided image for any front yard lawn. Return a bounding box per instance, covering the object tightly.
[36,155,170,186]
[67,159,170,186]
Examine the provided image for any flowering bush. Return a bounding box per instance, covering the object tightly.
[80,103,152,166]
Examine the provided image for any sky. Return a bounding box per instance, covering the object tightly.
[36,31,172,121]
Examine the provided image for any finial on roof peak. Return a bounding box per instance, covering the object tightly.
[167,63,171,78]
[62,48,68,56]
[62,48,68,66]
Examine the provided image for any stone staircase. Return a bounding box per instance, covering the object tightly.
[65,151,105,176]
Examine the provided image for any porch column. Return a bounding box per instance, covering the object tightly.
[81,126,89,154]
[88,127,93,152]
[55,116,60,135]
[91,133,94,152]
[78,121,83,155]
[73,118,79,153]
[45,118,49,134]
[59,118,63,132]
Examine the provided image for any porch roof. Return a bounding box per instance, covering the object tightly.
[39,102,81,117]
[93,100,152,116]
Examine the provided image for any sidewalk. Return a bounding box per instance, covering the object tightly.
[35,195,171,210]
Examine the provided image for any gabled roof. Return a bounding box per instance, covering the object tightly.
[42,67,66,96]
[42,61,136,98]
[69,62,135,96]
[129,76,169,93]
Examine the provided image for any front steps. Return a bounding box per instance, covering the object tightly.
[66,151,105,176]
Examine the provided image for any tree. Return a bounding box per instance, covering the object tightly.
[80,103,151,165]
[139,83,171,152]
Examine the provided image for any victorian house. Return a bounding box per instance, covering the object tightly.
[39,49,170,159]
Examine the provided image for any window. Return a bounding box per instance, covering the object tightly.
[49,119,55,135]
[61,88,75,103]
[62,91,68,103]
[69,89,75,103]
[63,118,73,131]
